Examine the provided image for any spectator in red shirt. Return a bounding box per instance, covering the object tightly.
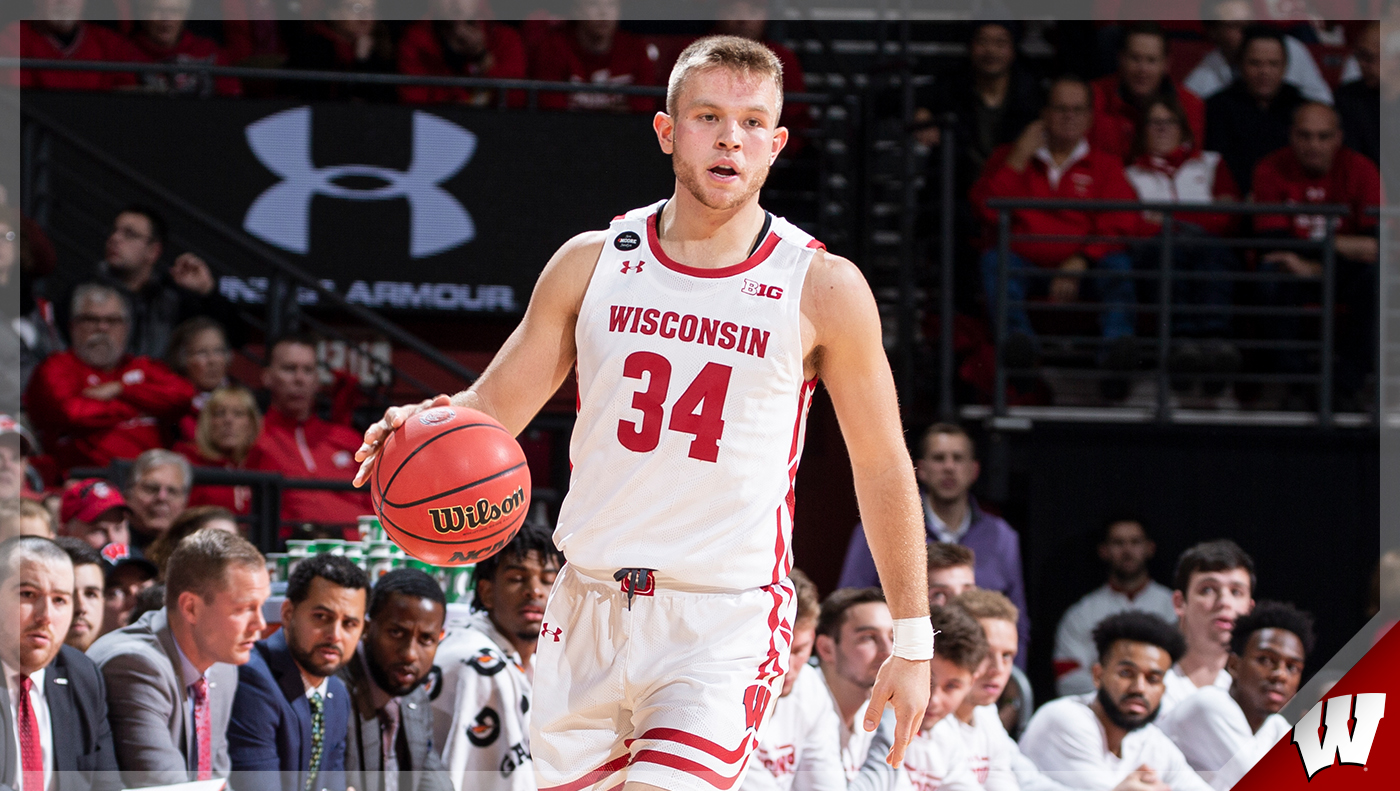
[128,0,241,97]
[19,0,140,91]
[1124,96,1242,388]
[1090,22,1207,162]
[397,0,528,107]
[971,76,1143,391]
[1253,102,1382,409]
[245,334,372,533]
[175,385,260,516]
[25,283,196,473]
[530,0,658,113]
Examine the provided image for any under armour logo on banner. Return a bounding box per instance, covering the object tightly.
[243,106,477,258]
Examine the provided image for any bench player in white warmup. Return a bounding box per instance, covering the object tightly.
[355,35,933,791]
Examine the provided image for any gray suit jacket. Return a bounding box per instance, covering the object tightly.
[87,608,239,787]
[337,656,451,791]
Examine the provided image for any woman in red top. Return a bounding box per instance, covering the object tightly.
[167,317,232,443]
[174,385,260,515]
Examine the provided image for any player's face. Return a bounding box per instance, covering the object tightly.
[479,550,558,645]
[282,577,366,679]
[657,65,788,212]
[782,619,817,697]
[1229,628,1305,717]
[1174,568,1253,652]
[927,565,976,607]
[1092,640,1172,732]
[915,433,979,504]
[188,564,270,666]
[830,602,893,690]
[970,617,1017,707]
[66,562,107,652]
[365,592,446,696]
[1098,521,1154,581]
[922,655,973,730]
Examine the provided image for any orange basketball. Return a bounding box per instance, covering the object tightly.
[370,406,531,566]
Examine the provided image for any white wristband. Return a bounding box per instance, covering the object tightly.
[892,617,937,661]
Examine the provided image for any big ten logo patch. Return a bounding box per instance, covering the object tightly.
[428,486,525,534]
[741,279,783,299]
[1293,693,1386,780]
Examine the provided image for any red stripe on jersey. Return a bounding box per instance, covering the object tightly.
[538,755,629,791]
[773,378,816,582]
[647,211,779,279]
[806,238,826,250]
[629,750,753,790]
[634,729,753,763]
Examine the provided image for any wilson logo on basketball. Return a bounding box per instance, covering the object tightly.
[417,408,455,426]
[427,487,526,534]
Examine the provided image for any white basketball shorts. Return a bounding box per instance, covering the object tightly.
[531,564,796,791]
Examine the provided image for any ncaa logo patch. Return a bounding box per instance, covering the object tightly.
[418,407,455,426]
[615,231,641,251]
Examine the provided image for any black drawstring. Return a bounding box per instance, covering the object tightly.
[614,568,655,610]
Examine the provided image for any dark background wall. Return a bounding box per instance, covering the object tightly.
[792,393,1379,705]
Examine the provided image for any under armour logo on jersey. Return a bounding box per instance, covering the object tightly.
[540,623,562,642]
[243,106,477,258]
[620,260,646,274]
[741,279,783,299]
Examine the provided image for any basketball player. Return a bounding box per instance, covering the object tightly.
[355,35,932,791]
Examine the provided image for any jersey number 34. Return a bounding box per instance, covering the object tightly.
[617,351,732,462]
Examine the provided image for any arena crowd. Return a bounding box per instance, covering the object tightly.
[2,0,1385,789]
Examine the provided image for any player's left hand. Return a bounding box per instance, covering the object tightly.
[863,655,930,768]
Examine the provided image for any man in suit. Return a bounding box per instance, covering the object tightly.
[228,554,370,791]
[339,570,452,791]
[87,528,270,787]
[0,536,120,791]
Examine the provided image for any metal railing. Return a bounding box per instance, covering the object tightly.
[985,198,1359,427]
[71,461,562,554]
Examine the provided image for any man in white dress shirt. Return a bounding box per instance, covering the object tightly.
[742,569,844,791]
[1157,601,1312,790]
[1159,541,1255,715]
[1019,612,1210,791]
[1054,519,1177,697]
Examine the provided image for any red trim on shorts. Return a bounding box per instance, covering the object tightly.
[634,729,753,763]
[629,750,753,790]
[537,755,629,791]
[646,211,779,279]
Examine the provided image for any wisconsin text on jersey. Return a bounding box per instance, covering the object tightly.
[607,305,773,359]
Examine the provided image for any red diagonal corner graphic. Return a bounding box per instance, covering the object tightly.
[1231,622,1398,789]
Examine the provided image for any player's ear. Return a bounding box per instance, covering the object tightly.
[654,112,675,154]
[815,633,836,663]
[769,125,789,163]
[1171,589,1185,618]
[1091,661,1103,689]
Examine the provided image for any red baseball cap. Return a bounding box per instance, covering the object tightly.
[60,478,131,524]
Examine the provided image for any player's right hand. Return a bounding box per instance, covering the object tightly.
[353,394,452,487]
[863,655,930,768]
[1111,765,1169,791]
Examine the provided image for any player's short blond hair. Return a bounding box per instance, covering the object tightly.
[666,34,784,118]
[953,588,1019,626]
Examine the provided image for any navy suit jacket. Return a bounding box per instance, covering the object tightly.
[227,631,350,791]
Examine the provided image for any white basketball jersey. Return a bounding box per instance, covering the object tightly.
[556,200,820,591]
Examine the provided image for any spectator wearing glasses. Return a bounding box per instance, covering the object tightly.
[52,205,243,360]
[970,75,1144,394]
[26,283,195,473]
[175,386,261,517]
[166,316,232,441]
[124,449,192,550]
[397,0,528,107]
